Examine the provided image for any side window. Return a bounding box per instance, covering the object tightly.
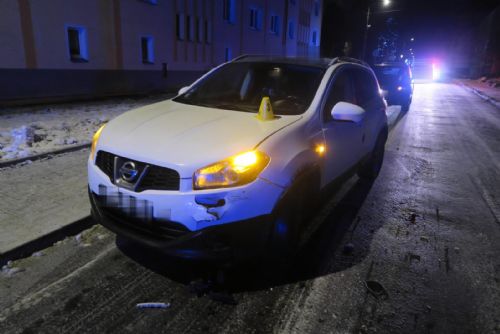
[353,69,379,108]
[323,69,355,122]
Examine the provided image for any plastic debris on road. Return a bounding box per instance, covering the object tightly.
[136,302,171,309]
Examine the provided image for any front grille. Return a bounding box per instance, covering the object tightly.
[95,151,180,192]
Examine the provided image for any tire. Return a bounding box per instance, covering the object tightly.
[358,131,387,180]
[267,172,318,263]
[401,96,411,112]
[269,189,302,260]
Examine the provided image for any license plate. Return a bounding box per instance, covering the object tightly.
[98,185,153,221]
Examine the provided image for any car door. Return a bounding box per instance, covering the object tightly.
[352,68,386,156]
[321,66,365,184]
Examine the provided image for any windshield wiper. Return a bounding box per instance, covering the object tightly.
[212,103,257,113]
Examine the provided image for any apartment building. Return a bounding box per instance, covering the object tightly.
[0,0,322,104]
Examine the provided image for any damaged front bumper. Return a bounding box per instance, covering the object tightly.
[87,158,284,260]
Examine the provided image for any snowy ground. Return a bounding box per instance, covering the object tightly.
[0,95,171,162]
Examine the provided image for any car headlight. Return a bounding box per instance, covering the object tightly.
[194,151,270,190]
[90,124,106,160]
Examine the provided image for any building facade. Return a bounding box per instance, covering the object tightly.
[0,0,322,104]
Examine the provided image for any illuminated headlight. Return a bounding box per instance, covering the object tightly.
[90,124,106,161]
[193,151,270,190]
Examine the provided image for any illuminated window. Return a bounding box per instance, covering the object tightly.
[141,36,154,64]
[270,15,279,35]
[223,0,236,23]
[67,26,88,62]
[288,21,294,39]
[176,13,185,40]
[312,30,317,45]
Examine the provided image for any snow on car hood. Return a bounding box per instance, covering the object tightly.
[97,99,301,178]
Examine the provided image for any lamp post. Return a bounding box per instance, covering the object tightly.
[361,0,391,61]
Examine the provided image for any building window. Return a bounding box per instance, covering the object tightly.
[205,19,212,44]
[176,13,185,40]
[67,26,88,62]
[249,8,262,30]
[312,30,317,46]
[187,15,194,41]
[314,1,320,16]
[223,0,236,23]
[290,0,296,5]
[288,21,294,39]
[196,17,202,42]
[141,36,154,64]
[139,0,158,4]
[270,15,279,35]
[224,47,232,61]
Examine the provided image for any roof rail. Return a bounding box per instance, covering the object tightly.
[329,57,369,67]
[232,54,287,62]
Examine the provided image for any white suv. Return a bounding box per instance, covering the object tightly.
[88,56,387,260]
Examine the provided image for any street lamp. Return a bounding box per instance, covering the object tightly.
[361,0,392,61]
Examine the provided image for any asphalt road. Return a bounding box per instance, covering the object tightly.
[1,83,499,334]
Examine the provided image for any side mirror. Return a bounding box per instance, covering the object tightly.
[331,101,365,124]
[178,86,190,95]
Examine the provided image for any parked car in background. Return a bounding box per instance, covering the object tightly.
[373,62,414,112]
[88,56,388,262]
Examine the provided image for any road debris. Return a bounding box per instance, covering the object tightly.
[136,302,170,309]
[365,280,389,300]
[406,252,421,264]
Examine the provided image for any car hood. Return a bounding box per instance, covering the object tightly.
[97,99,301,178]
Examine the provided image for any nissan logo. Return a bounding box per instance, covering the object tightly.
[119,161,139,182]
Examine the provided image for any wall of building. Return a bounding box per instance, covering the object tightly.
[0,0,27,68]
[0,0,323,105]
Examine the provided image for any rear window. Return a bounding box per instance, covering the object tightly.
[374,66,410,85]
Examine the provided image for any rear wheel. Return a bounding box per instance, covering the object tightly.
[401,96,412,112]
[358,131,387,180]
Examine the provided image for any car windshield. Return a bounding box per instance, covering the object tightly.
[173,62,325,115]
[374,66,410,86]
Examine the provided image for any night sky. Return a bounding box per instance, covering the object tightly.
[321,0,499,61]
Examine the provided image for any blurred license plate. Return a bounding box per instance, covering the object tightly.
[98,185,153,221]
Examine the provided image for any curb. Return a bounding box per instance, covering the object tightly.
[458,83,500,110]
[0,215,96,267]
[0,143,91,169]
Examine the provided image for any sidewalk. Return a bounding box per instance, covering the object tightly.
[458,78,500,109]
[0,149,91,263]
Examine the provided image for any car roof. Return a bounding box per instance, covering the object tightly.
[232,55,369,69]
